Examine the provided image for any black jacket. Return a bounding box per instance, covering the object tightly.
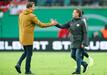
[56,18,89,48]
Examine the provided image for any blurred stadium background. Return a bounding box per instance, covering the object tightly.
[0,0,107,75]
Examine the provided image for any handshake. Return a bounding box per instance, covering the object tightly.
[50,19,58,26]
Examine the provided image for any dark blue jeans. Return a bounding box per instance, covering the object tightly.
[17,45,33,72]
[71,48,87,72]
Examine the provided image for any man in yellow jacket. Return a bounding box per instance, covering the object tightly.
[15,2,57,74]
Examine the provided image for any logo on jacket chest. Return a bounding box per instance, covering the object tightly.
[70,23,80,27]
[76,24,80,27]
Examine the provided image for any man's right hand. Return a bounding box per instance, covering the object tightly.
[50,19,58,26]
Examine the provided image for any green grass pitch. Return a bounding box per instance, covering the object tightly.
[0,52,107,75]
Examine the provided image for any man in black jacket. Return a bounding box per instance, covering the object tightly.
[54,9,89,74]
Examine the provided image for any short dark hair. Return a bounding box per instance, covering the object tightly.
[74,9,82,17]
[26,2,34,8]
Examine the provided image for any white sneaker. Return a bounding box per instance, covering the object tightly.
[88,56,94,67]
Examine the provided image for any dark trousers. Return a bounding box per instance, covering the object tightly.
[17,45,33,72]
[71,48,87,72]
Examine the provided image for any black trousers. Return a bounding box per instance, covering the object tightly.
[17,45,33,72]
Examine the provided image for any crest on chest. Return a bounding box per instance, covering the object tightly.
[76,24,80,27]
[70,22,80,27]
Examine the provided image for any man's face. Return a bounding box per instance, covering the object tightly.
[73,10,79,18]
[32,4,36,10]
[30,4,35,11]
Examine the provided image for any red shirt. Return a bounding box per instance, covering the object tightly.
[101,29,107,39]
[0,1,10,12]
[58,29,69,38]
